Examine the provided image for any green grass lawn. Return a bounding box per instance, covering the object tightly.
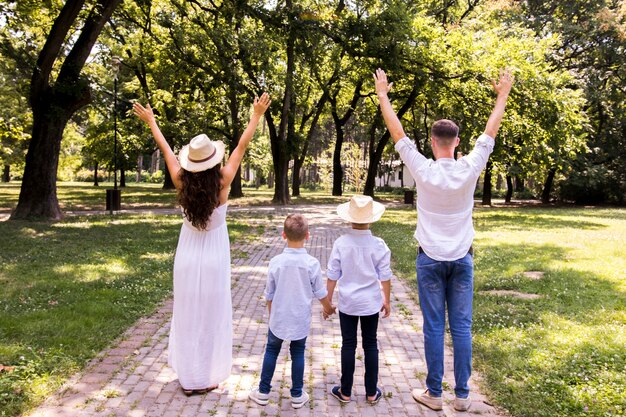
[0,213,257,417]
[0,182,178,213]
[0,182,403,213]
[372,206,626,417]
[3,182,624,416]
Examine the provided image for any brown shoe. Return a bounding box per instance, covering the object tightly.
[454,395,471,411]
[412,389,443,411]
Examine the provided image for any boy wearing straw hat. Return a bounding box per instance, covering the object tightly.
[327,195,392,405]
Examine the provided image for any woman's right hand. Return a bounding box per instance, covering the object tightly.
[133,102,155,125]
[252,92,271,116]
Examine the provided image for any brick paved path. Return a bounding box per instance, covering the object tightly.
[26,205,505,417]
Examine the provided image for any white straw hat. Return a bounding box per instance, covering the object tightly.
[178,134,225,172]
[336,195,386,224]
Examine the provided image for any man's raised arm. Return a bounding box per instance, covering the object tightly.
[484,69,514,139]
[374,68,406,143]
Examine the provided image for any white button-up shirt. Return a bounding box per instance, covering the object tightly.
[327,229,392,316]
[395,134,494,261]
[265,248,328,341]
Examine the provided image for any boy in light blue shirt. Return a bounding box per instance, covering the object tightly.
[249,214,335,409]
[326,195,392,405]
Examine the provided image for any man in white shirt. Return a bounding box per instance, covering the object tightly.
[373,68,513,412]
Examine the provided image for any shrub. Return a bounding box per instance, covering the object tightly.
[559,165,611,205]
[73,168,105,183]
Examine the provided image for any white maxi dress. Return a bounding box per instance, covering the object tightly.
[168,203,232,389]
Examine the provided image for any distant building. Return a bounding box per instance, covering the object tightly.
[375,161,415,188]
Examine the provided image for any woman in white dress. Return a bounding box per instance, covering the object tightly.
[133,93,271,395]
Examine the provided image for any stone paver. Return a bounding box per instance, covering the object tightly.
[25,204,506,417]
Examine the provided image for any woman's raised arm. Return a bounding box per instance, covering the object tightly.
[221,93,271,187]
[133,102,182,189]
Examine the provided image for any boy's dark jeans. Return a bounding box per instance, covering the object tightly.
[259,329,307,397]
[339,311,379,397]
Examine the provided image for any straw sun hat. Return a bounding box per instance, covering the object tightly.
[337,195,386,224]
[178,134,225,172]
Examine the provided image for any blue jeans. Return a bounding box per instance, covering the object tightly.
[417,251,473,399]
[259,329,307,397]
[339,311,379,397]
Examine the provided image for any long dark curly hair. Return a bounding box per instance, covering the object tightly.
[177,166,223,230]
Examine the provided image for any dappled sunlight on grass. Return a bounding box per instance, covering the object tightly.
[52,261,130,282]
[139,252,173,261]
[476,312,625,416]
[0,212,258,416]
[373,206,626,417]
[0,182,404,213]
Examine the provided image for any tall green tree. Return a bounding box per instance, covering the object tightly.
[512,1,626,203]
[1,0,123,219]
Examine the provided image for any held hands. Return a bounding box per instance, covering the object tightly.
[373,68,393,98]
[492,69,514,98]
[252,92,271,116]
[133,102,155,125]
[322,304,337,320]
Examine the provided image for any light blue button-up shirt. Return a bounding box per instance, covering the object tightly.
[327,229,392,316]
[265,248,328,341]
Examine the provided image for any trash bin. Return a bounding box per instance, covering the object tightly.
[404,189,415,205]
[106,189,121,211]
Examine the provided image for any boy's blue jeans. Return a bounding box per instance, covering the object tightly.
[416,251,473,399]
[259,329,307,397]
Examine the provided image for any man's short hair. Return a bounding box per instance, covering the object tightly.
[431,119,459,146]
[284,214,308,241]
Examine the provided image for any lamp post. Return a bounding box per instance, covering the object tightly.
[106,56,122,213]
[113,56,120,190]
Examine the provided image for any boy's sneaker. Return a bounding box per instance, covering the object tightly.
[249,388,269,406]
[412,389,443,411]
[454,395,471,411]
[291,390,309,409]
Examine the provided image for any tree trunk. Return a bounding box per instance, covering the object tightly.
[329,81,362,197]
[292,90,328,197]
[364,83,420,197]
[120,167,126,188]
[505,175,513,203]
[270,2,296,205]
[163,168,175,190]
[2,165,9,182]
[11,0,123,220]
[541,168,556,204]
[11,114,67,219]
[515,175,525,192]
[332,125,344,196]
[292,159,303,197]
[482,161,493,205]
[93,162,99,186]
[136,155,143,182]
[151,149,160,174]
[228,85,243,198]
